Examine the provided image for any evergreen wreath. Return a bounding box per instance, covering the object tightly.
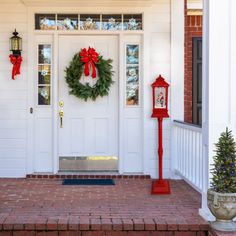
[65,47,114,101]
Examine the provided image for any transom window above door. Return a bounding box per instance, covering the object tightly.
[35,13,143,31]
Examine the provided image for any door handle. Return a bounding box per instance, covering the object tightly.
[59,109,64,128]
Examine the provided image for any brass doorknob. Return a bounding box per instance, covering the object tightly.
[59,109,64,128]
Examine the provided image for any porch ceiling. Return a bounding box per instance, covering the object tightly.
[20,0,152,7]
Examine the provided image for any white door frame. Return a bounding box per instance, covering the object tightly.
[30,31,129,174]
[27,8,146,175]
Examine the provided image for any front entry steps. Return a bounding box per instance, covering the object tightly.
[0,229,209,236]
[26,173,151,179]
[0,179,210,236]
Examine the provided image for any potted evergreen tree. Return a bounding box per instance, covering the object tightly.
[208,128,236,231]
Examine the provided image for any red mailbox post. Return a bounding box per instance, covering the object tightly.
[151,75,170,194]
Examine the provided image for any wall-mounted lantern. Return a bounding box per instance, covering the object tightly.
[9,29,23,80]
[10,29,22,57]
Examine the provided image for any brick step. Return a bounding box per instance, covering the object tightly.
[0,218,210,236]
[0,230,209,236]
[26,174,151,179]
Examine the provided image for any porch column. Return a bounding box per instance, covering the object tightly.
[200,0,236,220]
[170,0,185,178]
[170,0,184,121]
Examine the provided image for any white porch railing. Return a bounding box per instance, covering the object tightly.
[172,120,203,193]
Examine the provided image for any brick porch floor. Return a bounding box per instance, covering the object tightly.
[0,179,210,235]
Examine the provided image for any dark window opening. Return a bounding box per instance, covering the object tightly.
[192,37,202,126]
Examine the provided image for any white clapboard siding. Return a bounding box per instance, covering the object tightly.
[173,121,203,193]
[0,0,27,177]
[144,0,171,178]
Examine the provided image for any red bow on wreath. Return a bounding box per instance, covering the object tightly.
[80,47,99,79]
[9,54,23,80]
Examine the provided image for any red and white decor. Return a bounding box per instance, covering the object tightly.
[151,75,170,194]
[1,0,236,222]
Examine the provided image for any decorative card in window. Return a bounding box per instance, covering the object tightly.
[126,66,139,106]
[57,14,78,30]
[38,65,51,84]
[154,87,166,108]
[38,86,51,105]
[38,45,51,64]
[35,14,56,30]
[102,14,122,30]
[126,44,139,64]
[80,14,100,30]
[123,14,142,30]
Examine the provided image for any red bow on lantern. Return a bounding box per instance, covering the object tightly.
[9,54,23,80]
[80,47,99,79]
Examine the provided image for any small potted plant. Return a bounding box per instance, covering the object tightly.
[208,128,236,231]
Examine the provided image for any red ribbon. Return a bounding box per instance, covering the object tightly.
[9,54,22,80]
[80,47,99,79]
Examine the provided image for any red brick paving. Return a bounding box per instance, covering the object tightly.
[0,179,209,235]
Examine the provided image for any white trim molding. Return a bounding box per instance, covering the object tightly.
[22,0,152,7]
[170,0,184,121]
[187,0,203,10]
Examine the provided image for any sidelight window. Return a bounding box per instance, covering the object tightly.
[126,44,140,106]
[37,44,52,105]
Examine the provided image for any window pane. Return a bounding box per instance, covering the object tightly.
[123,14,142,30]
[126,66,139,106]
[38,44,51,64]
[38,86,51,105]
[126,44,139,64]
[38,65,51,84]
[35,14,56,30]
[57,14,78,30]
[102,14,122,30]
[80,14,100,30]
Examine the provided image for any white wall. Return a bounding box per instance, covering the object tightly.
[144,0,172,178]
[0,0,28,177]
[0,0,172,178]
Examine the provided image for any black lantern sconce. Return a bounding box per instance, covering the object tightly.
[10,29,22,57]
[9,29,23,80]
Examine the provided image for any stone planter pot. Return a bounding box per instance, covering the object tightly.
[207,189,236,231]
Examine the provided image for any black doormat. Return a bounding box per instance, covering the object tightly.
[62,179,115,185]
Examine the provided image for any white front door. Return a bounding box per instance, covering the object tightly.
[58,35,119,170]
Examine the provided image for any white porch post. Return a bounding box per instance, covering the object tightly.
[200,0,236,221]
[170,0,184,122]
[170,0,184,178]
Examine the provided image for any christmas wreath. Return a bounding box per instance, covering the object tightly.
[65,47,114,101]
